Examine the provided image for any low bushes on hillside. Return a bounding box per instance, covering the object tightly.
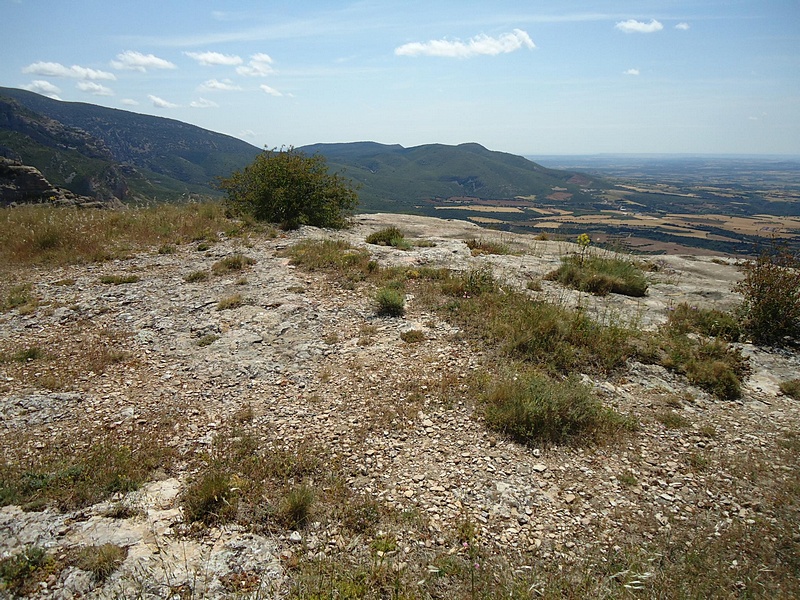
[546,254,648,297]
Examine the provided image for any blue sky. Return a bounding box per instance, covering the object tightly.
[3,1,799,155]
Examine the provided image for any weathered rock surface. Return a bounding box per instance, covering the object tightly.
[0,157,115,207]
[0,214,798,598]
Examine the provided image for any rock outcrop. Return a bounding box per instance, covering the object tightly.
[0,157,117,207]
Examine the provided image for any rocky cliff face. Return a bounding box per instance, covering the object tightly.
[0,157,119,207]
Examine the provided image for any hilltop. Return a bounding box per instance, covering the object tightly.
[0,207,797,598]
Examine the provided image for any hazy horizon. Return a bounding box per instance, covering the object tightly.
[3,1,799,156]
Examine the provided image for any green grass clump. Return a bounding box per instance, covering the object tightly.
[99,274,140,285]
[74,544,127,582]
[441,267,497,297]
[1,283,35,312]
[483,372,634,447]
[182,468,238,525]
[366,226,409,249]
[655,334,750,400]
[216,293,244,311]
[547,254,648,297]
[196,334,220,347]
[375,287,405,317]
[656,410,691,429]
[184,269,209,283]
[666,302,741,341]
[211,253,256,274]
[279,484,315,529]
[400,329,425,343]
[465,238,511,256]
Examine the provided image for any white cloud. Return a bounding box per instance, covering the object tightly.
[22,61,116,81]
[623,68,640,76]
[395,29,535,58]
[184,51,243,66]
[148,94,179,108]
[21,80,62,99]
[675,22,690,31]
[260,84,283,97]
[236,53,275,77]
[112,51,177,72]
[239,129,256,138]
[77,81,114,96]
[198,78,242,92]
[121,98,139,106]
[615,19,663,34]
[190,97,219,108]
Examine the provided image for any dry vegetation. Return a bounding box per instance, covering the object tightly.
[0,204,799,598]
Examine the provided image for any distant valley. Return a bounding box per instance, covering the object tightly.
[1,87,798,255]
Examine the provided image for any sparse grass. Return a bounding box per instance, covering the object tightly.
[283,239,374,283]
[2,346,44,362]
[184,269,209,283]
[483,370,635,447]
[400,329,425,343]
[655,410,691,429]
[0,434,174,511]
[211,253,256,275]
[547,254,649,297]
[0,202,237,266]
[375,287,405,317]
[99,274,140,285]
[366,226,410,249]
[666,302,742,341]
[780,378,800,399]
[157,244,177,255]
[181,468,238,525]
[465,237,511,256]
[439,283,635,375]
[527,278,543,292]
[1,283,37,313]
[618,470,638,486]
[216,293,244,310]
[74,543,127,582]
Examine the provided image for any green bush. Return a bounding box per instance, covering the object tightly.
[279,484,315,529]
[219,147,358,229]
[465,238,510,256]
[182,468,238,525]
[547,255,648,297]
[376,287,405,316]
[780,378,800,400]
[734,244,800,346]
[484,372,633,446]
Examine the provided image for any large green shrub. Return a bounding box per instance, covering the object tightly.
[219,147,359,229]
[734,244,800,346]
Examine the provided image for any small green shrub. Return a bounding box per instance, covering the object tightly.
[376,287,405,317]
[547,254,648,297]
[780,378,800,400]
[157,244,177,255]
[484,372,634,447]
[659,336,750,400]
[366,227,408,248]
[284,239,373,281]
[8,347,44,362]
[184,270,209,283]
[0,546,49,595]
[734,244,800,346]
[99,274,140,285]
[2,284,34,312]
